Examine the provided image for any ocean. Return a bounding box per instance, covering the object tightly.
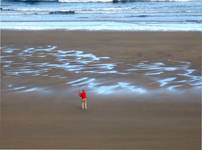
[1,0,202,31]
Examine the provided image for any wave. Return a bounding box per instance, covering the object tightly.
[59,0,112,2]
[58,0,195,3]
[186,19,202,23]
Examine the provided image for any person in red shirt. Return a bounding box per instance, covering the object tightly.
[79,89,87,110]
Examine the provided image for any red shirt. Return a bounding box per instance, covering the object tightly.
[80,91,87,99]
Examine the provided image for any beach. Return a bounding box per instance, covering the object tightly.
[0,30,201,149]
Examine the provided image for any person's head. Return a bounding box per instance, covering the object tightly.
[82,89,85,92]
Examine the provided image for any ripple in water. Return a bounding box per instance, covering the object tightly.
[1,45,201,95]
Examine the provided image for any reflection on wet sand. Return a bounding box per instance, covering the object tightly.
[1,45,201,95]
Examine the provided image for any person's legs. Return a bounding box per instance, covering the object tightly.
[81,101,85,110]
[84,100,87,110]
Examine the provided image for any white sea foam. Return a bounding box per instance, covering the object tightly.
[1,21,202,31]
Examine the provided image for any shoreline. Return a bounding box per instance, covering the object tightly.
[1,28,202,32]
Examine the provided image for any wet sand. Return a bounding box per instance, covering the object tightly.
[0,30,201,149]
[2,30,202,70]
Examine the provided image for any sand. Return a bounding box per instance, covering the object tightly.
[0,30,201,149]
[1,30,202,70]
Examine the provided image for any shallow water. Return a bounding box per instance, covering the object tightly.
[1,45,201,95]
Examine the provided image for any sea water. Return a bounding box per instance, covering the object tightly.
[1,0,202,31]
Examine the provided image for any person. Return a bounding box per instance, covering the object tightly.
[79,89,87,110]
